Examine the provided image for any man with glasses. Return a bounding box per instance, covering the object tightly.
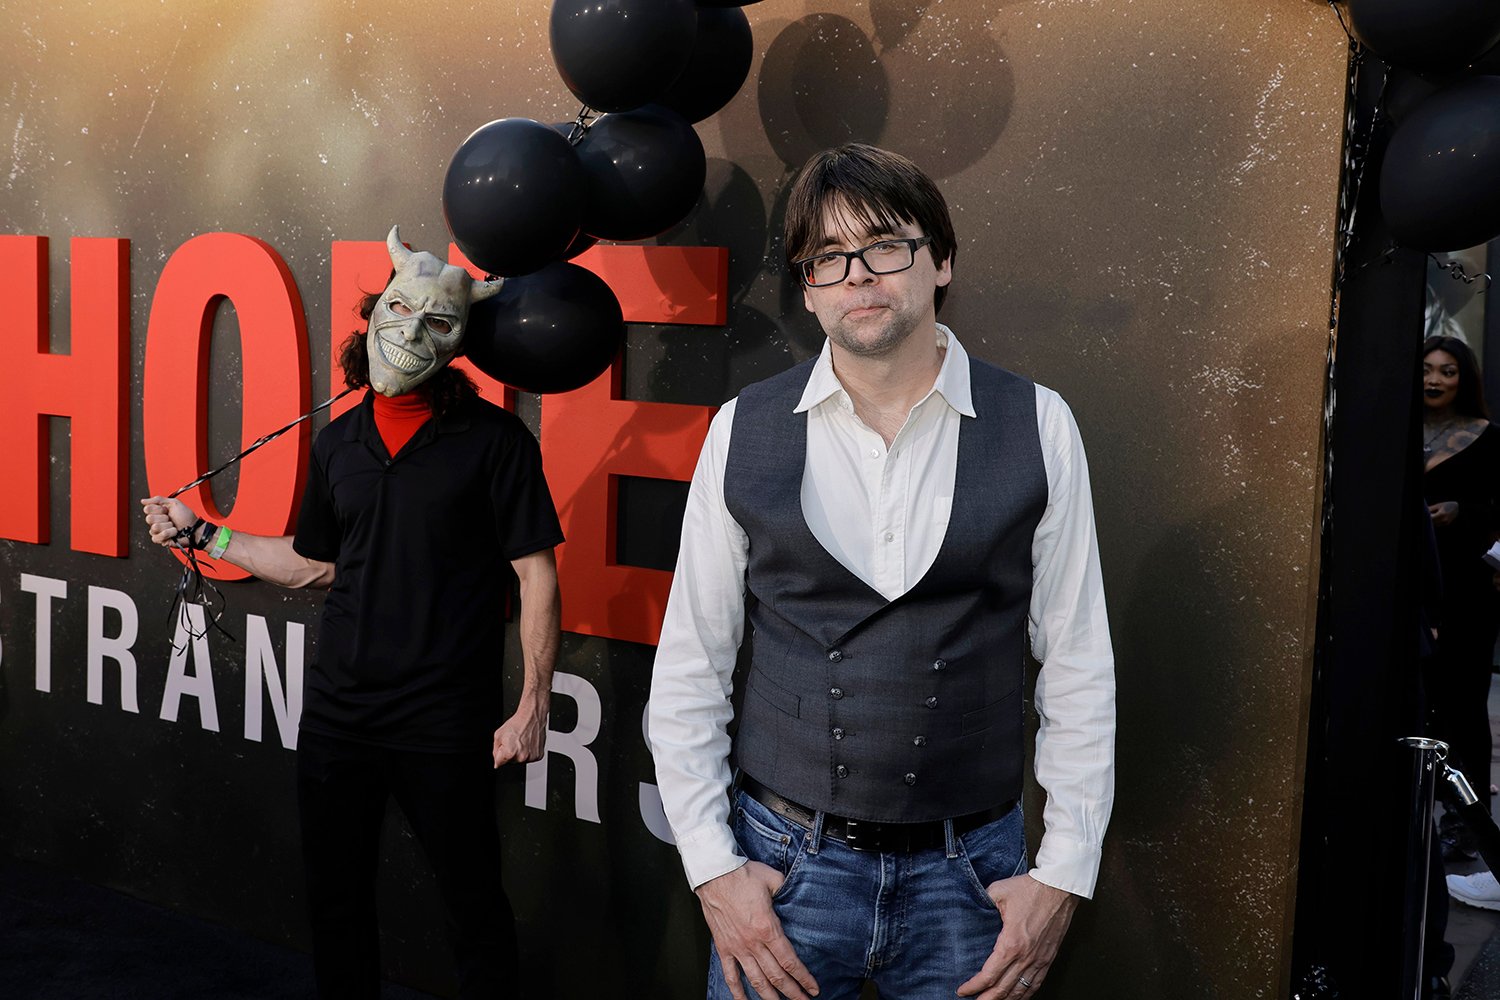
[649,144,1115,1000]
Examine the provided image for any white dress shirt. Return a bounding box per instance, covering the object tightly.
[648,325,1116,898]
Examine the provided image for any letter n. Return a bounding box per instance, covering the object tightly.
[244,615,303,750]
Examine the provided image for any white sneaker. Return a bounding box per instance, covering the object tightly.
[1447,870,1500,911]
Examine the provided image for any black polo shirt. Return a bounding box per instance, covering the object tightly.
[293,391,563,751]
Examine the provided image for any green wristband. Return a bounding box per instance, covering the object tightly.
[208,525,233,560]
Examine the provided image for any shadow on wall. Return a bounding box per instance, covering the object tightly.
[734,5,1015,180]
[654,157,790,403]
[698,7,1017,393]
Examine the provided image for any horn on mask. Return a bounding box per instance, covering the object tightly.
[386,225,415,270]
[470,276,506,302]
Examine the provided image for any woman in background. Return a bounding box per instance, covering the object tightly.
[1422,335,1500,864]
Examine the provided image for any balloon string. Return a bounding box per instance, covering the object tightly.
[1329,33,1364,329]
[167,542,237,654]
[1344,68,1391,257]
[1346,241,1399,276]
[1327,0,1355,45]
[567,105,599,145]
[161,385,355,651]
[168,387,357,499]
[1430,256,1493,293]
[1328,4,1390,329]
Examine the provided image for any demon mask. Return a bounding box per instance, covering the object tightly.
[366,225,504,397]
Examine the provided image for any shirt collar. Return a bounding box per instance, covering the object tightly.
[793,323,976,418]
[344,388,472,442]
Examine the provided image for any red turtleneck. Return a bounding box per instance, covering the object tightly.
[372,391,432,456]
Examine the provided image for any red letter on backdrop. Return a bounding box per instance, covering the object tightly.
[544,245,727,646]
[143,234,310,581]
[0,236,130,556]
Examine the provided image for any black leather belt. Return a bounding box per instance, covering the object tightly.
[737,773,1015,853]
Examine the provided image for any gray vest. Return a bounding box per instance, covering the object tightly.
[723,356,1046,822]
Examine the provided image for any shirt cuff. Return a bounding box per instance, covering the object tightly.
[1029,833,1104,899]
[676,821,747,891]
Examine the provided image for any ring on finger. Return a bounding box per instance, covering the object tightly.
[1018,975,1033,989]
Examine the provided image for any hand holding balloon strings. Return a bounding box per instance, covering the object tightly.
[150,386,356,650]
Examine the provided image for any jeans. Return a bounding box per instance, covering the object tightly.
[297,730,518,999]
[708,788,1027,1000]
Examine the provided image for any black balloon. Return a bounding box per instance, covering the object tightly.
[550,0,697,113]
[443,118,584,277]
[546,123,601,260]
[464,262,625,394]
[1471,39,1500,74]
[657,7,754,124]
[574,105,708,242]
[1380,76,1500,251]
[1347,0,1500,75]
[1382,69,1441,122]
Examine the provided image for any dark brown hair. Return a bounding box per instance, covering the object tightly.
[339,285,477,416]
[1423,335,1490,419]
[783,143,957,313]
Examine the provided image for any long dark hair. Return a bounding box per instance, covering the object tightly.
[338,285,477,417]
[1422,335,1490,419]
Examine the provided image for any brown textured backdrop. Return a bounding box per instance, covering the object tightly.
[0,1,1344,996]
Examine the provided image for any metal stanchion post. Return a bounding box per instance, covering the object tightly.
[1399,736,1447,1000]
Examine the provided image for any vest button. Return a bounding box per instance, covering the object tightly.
[933,658,946,671]
[913,736,927,747]
[831,687,844,700]
[904,772,917,785]
[925,696,938,709]
[832,727,845,740]
[835,764,849,778]
[827,649,843,662]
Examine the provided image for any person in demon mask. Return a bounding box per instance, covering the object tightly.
[142,226,562,998]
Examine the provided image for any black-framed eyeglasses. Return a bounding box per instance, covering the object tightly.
[791,236,935,287]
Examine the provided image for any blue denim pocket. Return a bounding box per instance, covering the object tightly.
[732,790,811,902]
[955,805,1027,911]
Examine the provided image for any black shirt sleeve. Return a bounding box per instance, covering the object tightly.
[491,428,564,560]
[293,445,341,562]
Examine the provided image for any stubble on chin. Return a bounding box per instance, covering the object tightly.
[827,308,917,358]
